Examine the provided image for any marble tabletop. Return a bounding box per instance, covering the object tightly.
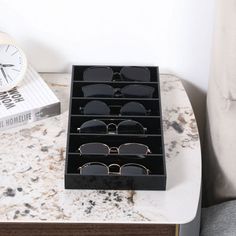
[0,74,201,224]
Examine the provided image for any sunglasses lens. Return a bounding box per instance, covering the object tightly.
[83,101,110,115]
[83,67,113,81]
[80,143,109,155]
[120,67,150,82]
[121,164,148,176]
[119,143,148,155]
[118,120,144,134]
[80,163,108,175]
[121,85,154,98]
[82,84,114,97]
[120,102,147,116]
[79,120,107,133]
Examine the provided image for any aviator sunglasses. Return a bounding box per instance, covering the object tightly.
[81,100,150,116]
[78,142,151,156]
[77,119,147,135]
[82,84,155,98]
[79,162,150,176]
[83,66,151,82]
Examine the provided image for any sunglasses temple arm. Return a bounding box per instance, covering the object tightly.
[78,167,82,174]
[147,148,151,154]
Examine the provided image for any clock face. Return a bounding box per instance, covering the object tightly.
[0,44,27,92]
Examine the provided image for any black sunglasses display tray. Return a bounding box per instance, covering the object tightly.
[65,65,166,190]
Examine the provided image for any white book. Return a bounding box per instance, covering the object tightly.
[0,65,60,131]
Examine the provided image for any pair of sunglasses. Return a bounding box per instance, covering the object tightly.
[82,84,155,98]
[79,162,150,176]
[83,66,150,82]
[81,100,150,116]
[78,142,151,156]
[77,119,147,134]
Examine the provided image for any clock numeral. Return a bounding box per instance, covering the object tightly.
[11,50,18,56]
[12,68,20,72]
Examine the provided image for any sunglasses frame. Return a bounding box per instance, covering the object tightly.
[77,119,147,134]
[78,142,151,156]
[81,84,155,98]
[83,66,151,82]
[78,161,150,176]
[80,100,151,116]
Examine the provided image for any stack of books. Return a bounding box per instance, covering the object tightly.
[0,65,60,131]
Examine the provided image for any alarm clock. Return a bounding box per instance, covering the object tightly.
[0,32,27,92]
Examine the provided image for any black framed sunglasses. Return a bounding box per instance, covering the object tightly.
[77,119,147,134]
[81,100,150,116]
[78,142,151,156]
[83,66,151,82]
[82,84,155,98]
[78,162,150,176]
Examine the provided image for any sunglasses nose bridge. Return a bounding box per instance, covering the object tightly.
[113,88,122,98]
[109,146,119,154]
[108,163,121,175]
[113,72,121,81]
[107,123,117,133]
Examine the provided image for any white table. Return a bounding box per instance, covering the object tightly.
[0,74,201,236]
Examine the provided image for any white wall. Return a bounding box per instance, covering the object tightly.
[0,0,215,134]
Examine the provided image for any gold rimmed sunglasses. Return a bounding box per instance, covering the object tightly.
[78,162,150,176]
[78,142,151,156]
[77,119,147,135]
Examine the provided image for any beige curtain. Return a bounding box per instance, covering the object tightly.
[204,0,236,206]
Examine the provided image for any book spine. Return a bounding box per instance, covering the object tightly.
[0,102,61,131]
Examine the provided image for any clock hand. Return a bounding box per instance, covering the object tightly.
[0,64,14,67]
[2,64,14,67]
[0,68,9,83]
